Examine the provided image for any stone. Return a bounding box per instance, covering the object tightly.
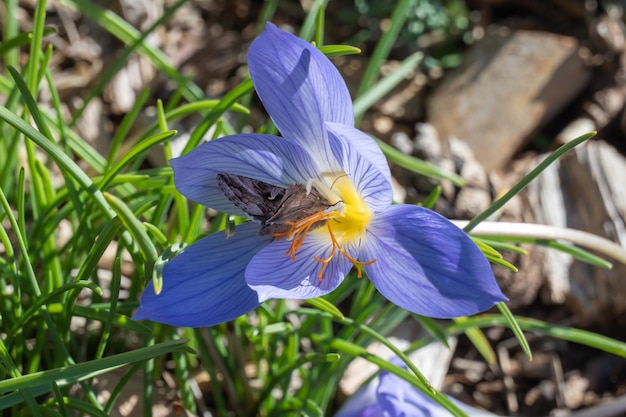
[427,29,591,171]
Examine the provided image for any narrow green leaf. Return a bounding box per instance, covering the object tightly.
[305,297,344,320]
[497,303,532,361]
[0,339,188,395]
[354,52,423,119]
[71,306,150,335]
[99,130,176,190]
[314,0,325,46]
[474,239,503,260]
[103,192,158,266]
[425,315,626,358]
[376,138,465,186]
[356,0,413,97]
[108,88,151,166]
[26,0,48,93]
[413,315,449,348]
[318,45,361,57]
[325,338,468,417]
[184,79,254,154]
[299,0,329,41]
[464,132,596,232]
[2,0,21,68]
[420,185,442,209]
[475,238,528,255]
[454,317,496,364]
[0,107,115,219]
[6,281,102,345]
[545,240,612,269]
[0,28,55,57]
[484,254,518,272]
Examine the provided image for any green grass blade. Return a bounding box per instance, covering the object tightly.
[323,337,468,417]
[108,88,151,166]
[314,0,325,46]
[0,28,55,58]
[25,0,48,93]
[464,132,596,232]
[318,45,362,57]
[305,297,344,320]
[356,0,412,97]
[0,339,189,395]
[6,281,102,346]
[354,52,423,120]
[454,317,496,364]
[427,315,626,358]
[99,130,176,190]
[103,192,158,267]
[458,221,623,268]
[497,303,532,361]
[0,106,115,219]
[184,79,255,154]
[299,0,329,41]
[544,240,612,269]
[375,138,465,186]
[2,0,20,68]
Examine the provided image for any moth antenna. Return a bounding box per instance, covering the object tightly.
[329,173,349,190]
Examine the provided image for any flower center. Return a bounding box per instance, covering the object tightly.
[273,173,376,279]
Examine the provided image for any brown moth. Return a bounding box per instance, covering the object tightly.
[216,173,332,236]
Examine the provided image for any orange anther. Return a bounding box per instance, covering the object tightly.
[273,211,376,280]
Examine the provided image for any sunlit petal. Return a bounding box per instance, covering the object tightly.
[171,134,319,213]
[249,23,353,170]
[376,358,487,417]
[326,122,393,213]
[245,233,352,301]
[361,205,507,318]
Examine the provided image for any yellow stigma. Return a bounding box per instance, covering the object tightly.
[274,173,375,280]
[315,174,371,243]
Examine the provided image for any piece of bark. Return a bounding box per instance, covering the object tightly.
[527,140,626,322]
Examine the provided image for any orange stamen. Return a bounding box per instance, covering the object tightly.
[273,211,377,280]
[274,211,330,261]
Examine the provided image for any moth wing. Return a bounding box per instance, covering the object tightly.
[264,185,330,226]
[216,173,285,222]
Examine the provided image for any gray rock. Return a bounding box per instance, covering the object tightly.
[427,29,591,171]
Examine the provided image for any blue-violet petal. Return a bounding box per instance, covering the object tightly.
[133,223,270,327]
[246,233,352,301]
[170,134,319,214]
[361,205,507,318]
[248,23,353,170]
[326,122,393,213]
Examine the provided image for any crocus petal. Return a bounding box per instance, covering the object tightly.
[248,23,353,170]
[326,122,393,213]
[171,134,319,213]
[376,359,484,417]
[245,233,351,301]
[336,357,496,417]
[377,374,453,417]
[361,205,507,318]
[334,381,383,417]
[133,223,270,327]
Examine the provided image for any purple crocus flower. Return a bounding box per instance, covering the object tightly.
[134,23,507,327]
[335,358,497,417]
